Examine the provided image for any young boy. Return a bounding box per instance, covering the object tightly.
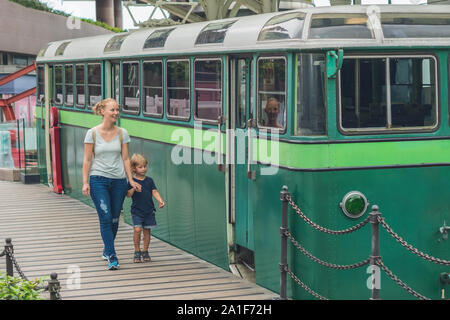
[127,153,165,263]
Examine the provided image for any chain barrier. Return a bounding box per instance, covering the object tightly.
[286,267,328,300]
[286,194,371,235]
[281,186,446,300]
[375,258,430,300]
[285,229,371,270]
[2,239,61,300]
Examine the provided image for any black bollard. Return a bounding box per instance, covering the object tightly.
[48,272,61,300]
[369,205,381,300]
[279,186,289,300]
[5,238,13,277]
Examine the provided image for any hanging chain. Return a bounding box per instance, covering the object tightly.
[285,230,370,270]
[5,247,29,281]
[286,267,328,300]
[286,194,370,235]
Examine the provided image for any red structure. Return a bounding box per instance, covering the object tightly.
[0,62,36,121]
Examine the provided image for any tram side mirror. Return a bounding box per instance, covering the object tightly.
[326,49,344,79]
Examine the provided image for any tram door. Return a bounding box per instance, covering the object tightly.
[229,57,254,252]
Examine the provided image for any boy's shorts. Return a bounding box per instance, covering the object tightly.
[131,212,156,229]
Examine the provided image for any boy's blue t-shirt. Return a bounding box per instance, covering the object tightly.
[127,176,157,216]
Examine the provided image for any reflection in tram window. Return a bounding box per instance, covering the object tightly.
[143,29,175,49]
[75,64,85,108]
[195,21,236,45]
[257,58,286,130]
[122,62,140,114]
[309,14,373,39]
[381,13,450,38]
[296,54,326,136]
[167,60,190,119]
[87,64,101,108]
[65,65,74,107]
[111,62,120,103]
[194,59,221,121]
[340,57,437,131]
[54,65,63,105]
[143,61,163,116]
[258,12,306,41]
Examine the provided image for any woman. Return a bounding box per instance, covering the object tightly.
[82,98,141,270]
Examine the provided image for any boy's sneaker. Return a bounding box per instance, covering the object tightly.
[107,255,119,270]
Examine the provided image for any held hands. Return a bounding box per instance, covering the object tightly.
[159,200,165,209]
[130,180,142,192]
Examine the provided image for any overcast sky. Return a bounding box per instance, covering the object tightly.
[39,0,427,30]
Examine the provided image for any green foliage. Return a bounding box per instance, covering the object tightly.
[0,272,48,300]
[9,0,125,33]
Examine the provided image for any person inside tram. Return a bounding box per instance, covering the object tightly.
[264,97,283,128]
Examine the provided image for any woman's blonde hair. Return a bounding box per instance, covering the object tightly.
[92,98,119,116]
[130,153,148,170]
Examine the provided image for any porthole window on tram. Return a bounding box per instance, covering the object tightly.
[166,60,190,119]
[381,13,450,38]
[258,12,306,41]
[257,57,286,130]
[87,63,101,108]
[295,54,326,136]
[194,59,222,121]
[104,34,128,53]
[54,65,63,105]
[309,14,373,39]
[340,56,437,131]
[55,41,70,56]
[37,66,44,103]
[75,64,86,108]
[143,61,163,117]
[64,65,74,107]
[122,62,140,114]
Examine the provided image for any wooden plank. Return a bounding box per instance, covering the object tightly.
[0,181,278,300]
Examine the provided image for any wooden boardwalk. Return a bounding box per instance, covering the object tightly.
[0,181,278,300]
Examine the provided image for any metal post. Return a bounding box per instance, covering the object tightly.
[5,238,13,277]
[279,185,289,300]
[369,205,381,300]
[48,273,60,300]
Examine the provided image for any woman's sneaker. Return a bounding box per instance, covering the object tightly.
[107,255,119,270]
[102,252,108,261]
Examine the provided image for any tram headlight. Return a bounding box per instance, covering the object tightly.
[339,191,369,219]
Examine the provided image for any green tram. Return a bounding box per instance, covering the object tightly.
[35,5,450,299]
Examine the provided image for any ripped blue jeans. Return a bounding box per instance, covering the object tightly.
[89,175,128,258]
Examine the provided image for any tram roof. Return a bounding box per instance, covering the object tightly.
[37,5,450,63]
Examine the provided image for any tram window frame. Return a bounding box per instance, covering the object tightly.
[142,60,163,118]
[193,58,222,123]
[37,65,45,104]
[64,64,74,107]
[121,61,141,115]
[111,61,120,104]
[75,63,86,109]
[256,56,287,134]
[87,63,102,109]
[53,64,63,106]
[338,54,439,134]
[166,59,191,121]
[294,53,327,136]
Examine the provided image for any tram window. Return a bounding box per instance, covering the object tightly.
[55,41,70,56]
[54,65,63,105]
[258,12,306,41]
[381,13,450,38]
[37,66,44,103]
[104,34,128,53]
[143,29,174,49]
[257,58,286,130]
[111,62,120,103]
[309,14,373,39]
[87,64,102,108]
[167,60,190,119]
[75,64,85,108]
[143,61,163,117]
[194,59,222,121]
[64,65,74,107]
[296,54,326,136]
[340,57,437,131]
[122,62,140,114]
[195,20,236,45]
